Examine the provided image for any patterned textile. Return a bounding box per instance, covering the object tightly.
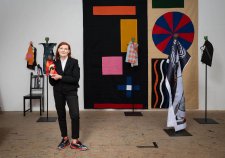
[166,39,190,131]
[151,59,169,109]
[125,41,138,67]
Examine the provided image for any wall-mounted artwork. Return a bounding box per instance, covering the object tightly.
[152,12,194,55]
[83,0,148,109]
[151,58,169,108]
[148,0,199,109]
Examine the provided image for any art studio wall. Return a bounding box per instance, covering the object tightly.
[0,0,224,111]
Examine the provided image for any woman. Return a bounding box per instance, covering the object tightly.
[49,42,87,151]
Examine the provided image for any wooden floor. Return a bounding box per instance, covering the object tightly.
[0,110,225,158]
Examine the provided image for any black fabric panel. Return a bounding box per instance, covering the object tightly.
[83,0,148,109]
[152,0,184,8]
[201,40,214,67]
[151,59,169,109]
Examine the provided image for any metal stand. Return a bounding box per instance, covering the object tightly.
[37,76,57,122]
[124,100,143,116]
[194,65,218,124]
[164,128,192,137]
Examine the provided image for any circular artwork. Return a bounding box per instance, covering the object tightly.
[152,12,194,55]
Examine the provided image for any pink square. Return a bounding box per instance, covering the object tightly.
[102,56,123,75]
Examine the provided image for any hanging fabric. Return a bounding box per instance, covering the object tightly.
[125,41,139,67]
[25,42,37,70]
[166,39,191,131]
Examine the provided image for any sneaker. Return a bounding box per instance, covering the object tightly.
[70,140,88,151]
[57,138,70,149]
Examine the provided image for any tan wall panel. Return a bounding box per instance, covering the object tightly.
[148,0,198,109]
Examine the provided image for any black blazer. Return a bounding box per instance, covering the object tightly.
[49,57,80,92]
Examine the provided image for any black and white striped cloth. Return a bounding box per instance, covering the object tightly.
[165,39,191,132]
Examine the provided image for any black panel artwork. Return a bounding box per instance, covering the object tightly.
[83,0,148,109]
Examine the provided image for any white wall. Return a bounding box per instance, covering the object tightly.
[0,0,83,111]
[0,0,225,111]
[198,0,225,110]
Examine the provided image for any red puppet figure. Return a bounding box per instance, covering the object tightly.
[46,55,58,76]
[49,63,58,76]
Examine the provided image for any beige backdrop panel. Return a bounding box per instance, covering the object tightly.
[148,0,198,109]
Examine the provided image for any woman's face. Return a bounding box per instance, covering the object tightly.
[58,44,70,58]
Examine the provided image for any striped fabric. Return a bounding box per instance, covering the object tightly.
[166,39,191,131]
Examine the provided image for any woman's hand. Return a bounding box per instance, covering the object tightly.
[51,74,62,80]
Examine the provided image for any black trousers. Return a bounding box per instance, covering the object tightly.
[54,90,79,139]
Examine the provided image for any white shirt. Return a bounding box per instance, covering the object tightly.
[60,57,68,71]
